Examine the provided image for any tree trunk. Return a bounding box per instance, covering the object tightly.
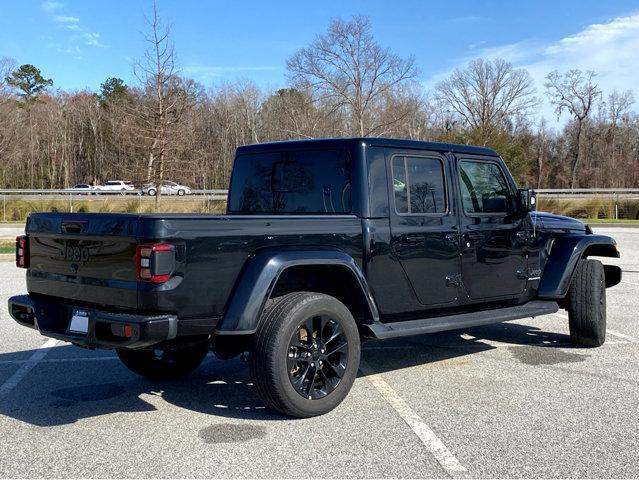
[570,120,583,189]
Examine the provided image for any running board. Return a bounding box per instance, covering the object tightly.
[366,300,559,340]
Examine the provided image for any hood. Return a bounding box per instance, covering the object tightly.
[530,211,589,233]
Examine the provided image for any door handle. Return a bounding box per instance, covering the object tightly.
[445,233,459,243]
[401,234,425,245]
[465,232,484,241]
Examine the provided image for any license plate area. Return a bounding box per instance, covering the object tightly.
[68,309,89,334]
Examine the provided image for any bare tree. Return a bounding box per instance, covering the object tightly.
[287,15,418,137]
[435,58,537,144]
[545,69,601,188]
[133,1,190,206]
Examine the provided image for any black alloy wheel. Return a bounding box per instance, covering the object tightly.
[287,314,349,400]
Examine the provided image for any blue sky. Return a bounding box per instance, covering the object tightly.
[2,0,639,122]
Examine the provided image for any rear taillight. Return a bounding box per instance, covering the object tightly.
[135,243,175,283]
[16,235,28,268]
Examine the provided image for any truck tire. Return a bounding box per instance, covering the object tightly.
[567,259,606,347]
[116,342,209,379]
[249,292,360,418]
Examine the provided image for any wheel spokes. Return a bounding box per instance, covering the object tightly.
[325,340,348,357]
[324,359,346,379]
[288,314,349,400]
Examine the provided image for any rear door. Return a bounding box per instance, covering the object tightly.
[388,151,461,307]
[455,156,528,299]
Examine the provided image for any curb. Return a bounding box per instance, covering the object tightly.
[0,253,14,261]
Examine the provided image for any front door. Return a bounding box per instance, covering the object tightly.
[388,152,461,307]
[456,157,528,299]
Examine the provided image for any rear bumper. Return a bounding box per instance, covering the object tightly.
[8,294,178,350]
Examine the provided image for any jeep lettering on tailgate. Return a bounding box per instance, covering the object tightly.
[60,242,90,263]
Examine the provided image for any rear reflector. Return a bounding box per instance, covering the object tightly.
[16,235,28,268]
[135,243,175,283]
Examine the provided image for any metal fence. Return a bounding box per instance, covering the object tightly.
[535,189,639,220]
[1,188,638,221]
[0,189,229,222]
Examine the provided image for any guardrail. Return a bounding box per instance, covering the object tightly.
[1,188,637,221]
[0,188,229,222]
[534,188,639,220]
[0,188,228,196]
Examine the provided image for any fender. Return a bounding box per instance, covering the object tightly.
[537,234,620,299]
[216,248,379,335]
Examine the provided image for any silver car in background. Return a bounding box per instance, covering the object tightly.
[141,181,192,196]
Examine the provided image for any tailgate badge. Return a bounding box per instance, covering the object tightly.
[60,243,90,264]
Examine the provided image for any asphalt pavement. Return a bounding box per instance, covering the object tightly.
[0,227,637,478]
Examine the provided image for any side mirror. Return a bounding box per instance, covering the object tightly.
[517,188,536,214]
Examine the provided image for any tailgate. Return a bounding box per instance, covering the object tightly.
[25,213,140,309]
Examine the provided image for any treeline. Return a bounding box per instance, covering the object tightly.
[0,15,637,190]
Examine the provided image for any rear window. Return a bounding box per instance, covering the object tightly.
[228,150,352,214]
[392,156,447,214]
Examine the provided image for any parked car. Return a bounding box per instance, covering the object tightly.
[10,138,621,418]
[142,181,192,196]
[66,184,95,194]
[94,180,136,193]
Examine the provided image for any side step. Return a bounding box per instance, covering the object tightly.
[366,300,559,340]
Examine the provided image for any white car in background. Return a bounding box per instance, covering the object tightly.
[66,184,96,194]
[141,181,192,196]
[94,181,136,194]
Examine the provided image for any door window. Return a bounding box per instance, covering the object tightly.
[459,161,511,214]
[391,156,446,215]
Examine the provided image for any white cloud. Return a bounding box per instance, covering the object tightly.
[53,15,79,23]
[83,32,106,48]
[41,1,63,12]
[428,12,639,125]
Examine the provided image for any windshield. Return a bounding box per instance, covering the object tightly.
[228,149,352,214]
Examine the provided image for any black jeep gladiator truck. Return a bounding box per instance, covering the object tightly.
[9,138,621,417]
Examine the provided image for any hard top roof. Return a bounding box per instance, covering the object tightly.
[236,137,499,157]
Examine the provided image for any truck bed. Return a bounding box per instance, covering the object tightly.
[25,212,364,321]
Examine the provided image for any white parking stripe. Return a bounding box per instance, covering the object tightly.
[552,312,637,342]
[360,360,468,478]
[606,329,638,342]
[0,338,59,400]
[621,280,639,287]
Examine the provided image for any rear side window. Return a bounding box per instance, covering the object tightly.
[392,156,446,214]
[459,160,511,214]
[228,150,352,214]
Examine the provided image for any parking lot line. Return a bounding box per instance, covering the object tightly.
[552,312,637,342]
[359,359,468,478]
[0,338,59,400]
[606,329,638,342]
[621,280,639,287]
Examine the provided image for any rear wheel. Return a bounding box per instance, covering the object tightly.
[116,341,209,379]
[567,259,606,347]
[249,292,360,418]
[177,189,185,196]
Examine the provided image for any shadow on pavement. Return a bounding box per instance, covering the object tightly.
[0,321,572,426]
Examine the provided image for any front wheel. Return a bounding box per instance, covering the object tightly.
[567,259,606,347]
[147,189,157,196]
[177,189,185,196]
[116,341,210,379]
[249,292,360,418]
